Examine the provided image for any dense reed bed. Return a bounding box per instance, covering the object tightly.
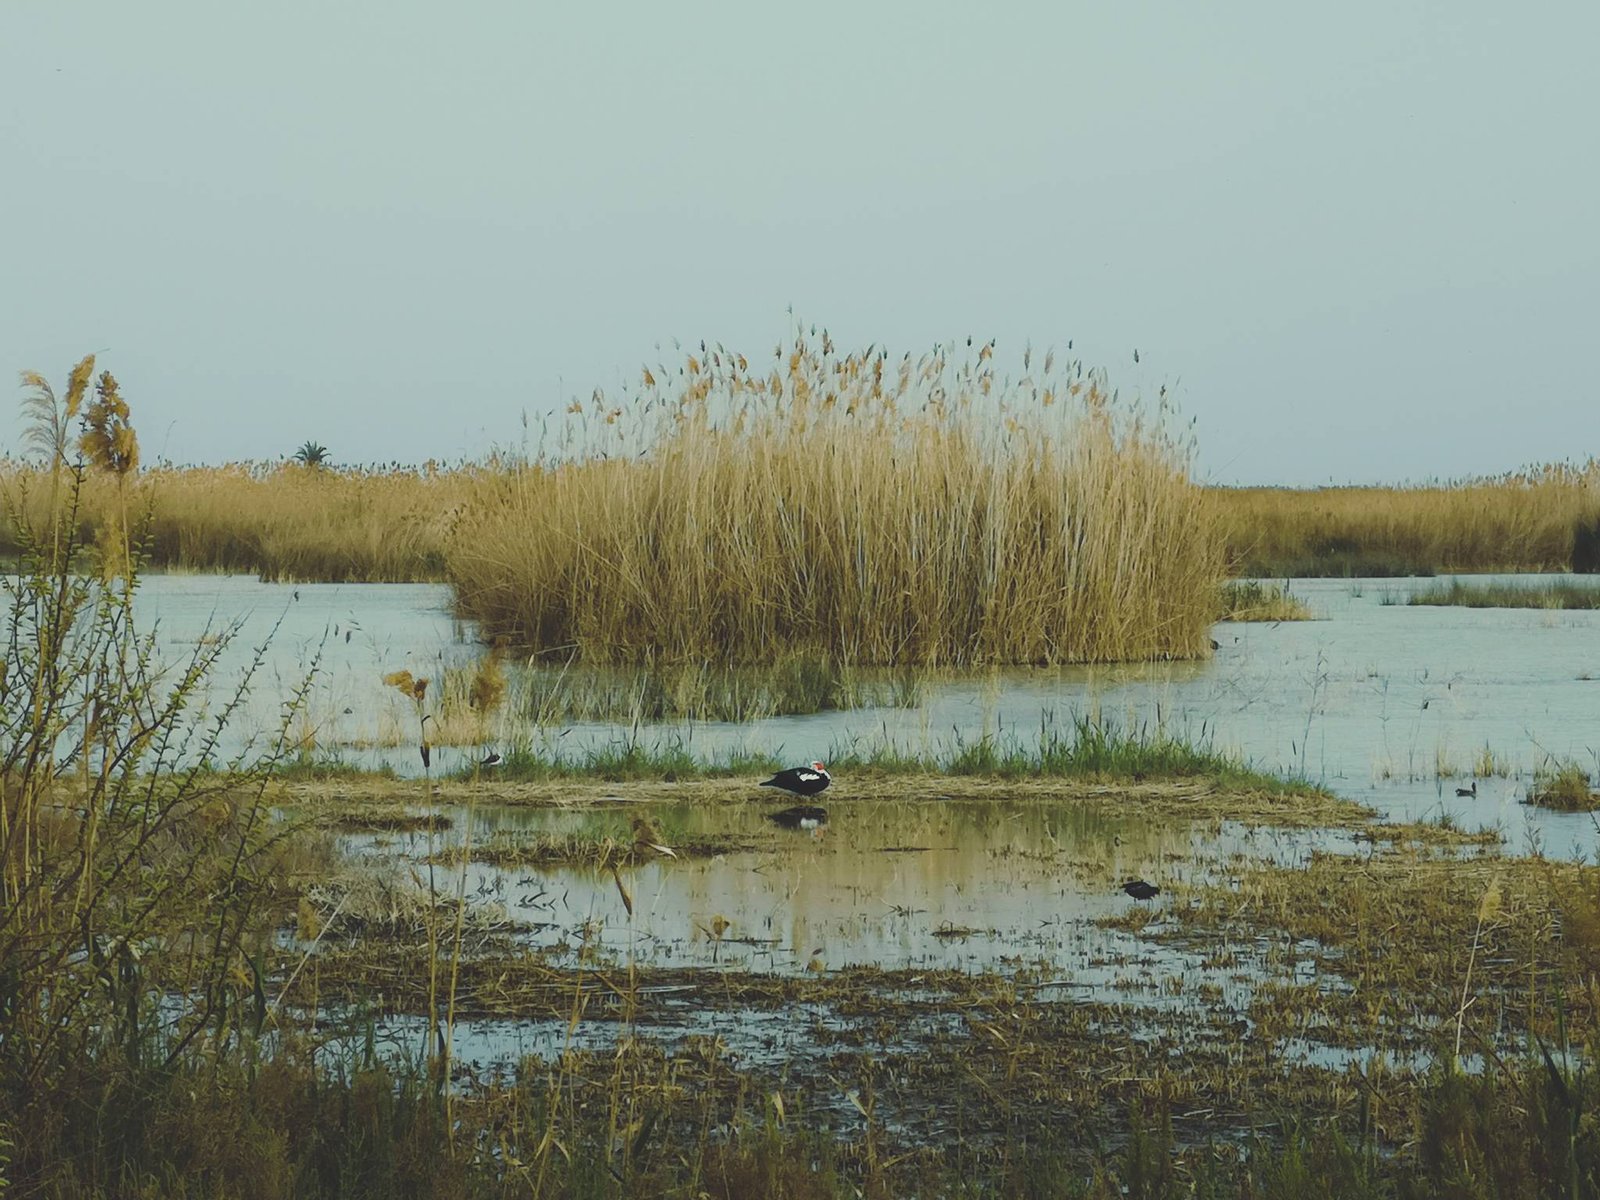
[0,457,477,580]
[11,455,1600,588]
[448,334,1222,666]
[11,405,1597,599]
[1213,464,1600,577]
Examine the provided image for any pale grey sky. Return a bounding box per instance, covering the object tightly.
[3,1,1595,484]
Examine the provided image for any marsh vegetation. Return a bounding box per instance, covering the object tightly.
[449,335,1221,666]
[11,356,1600,1198]
[6,435,1597,597]
[1530,763,1600,812]
[1212,466,1600,577]
[1217,579,1313,621]
[1407,577,1600,609]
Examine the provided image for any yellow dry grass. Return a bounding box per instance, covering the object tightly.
[0,459,481,581]
[447,334,1222,666]
[1212,463,1600,576]
[8,463,1589,586]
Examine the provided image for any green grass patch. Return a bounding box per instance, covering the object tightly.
[1408,578,1600,609]
[483,742,783,783]
[275,754,399,782]
[474,718,1314,796]
[1219,580,1313,621]
[1529,762,1600,811]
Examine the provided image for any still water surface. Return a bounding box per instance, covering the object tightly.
[148,571,1585,1070]
[142,573,1600,854]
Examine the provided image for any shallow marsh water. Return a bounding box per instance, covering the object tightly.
[145,572,1600,854]
[312,782,1480,1090]
[124,572,1589,1155]
[342,796,1244,976]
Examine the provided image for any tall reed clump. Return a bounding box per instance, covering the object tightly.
[1212,463,1600,577]
[450,333,1223,666]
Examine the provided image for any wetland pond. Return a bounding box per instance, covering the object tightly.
[151,572,1600,855]
[135,573,1600,1151]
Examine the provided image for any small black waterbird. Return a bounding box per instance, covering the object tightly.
[759,762,831,797]
[768,805,828,831]
[479,751,503,768]
[1456,781,1477,798]
[1122,879,1160,901]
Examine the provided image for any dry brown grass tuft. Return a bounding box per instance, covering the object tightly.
[448,334,1222,666]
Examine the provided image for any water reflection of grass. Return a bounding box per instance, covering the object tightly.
[428,828,757,868]
[476,653,927,726]
[327,654,930,752]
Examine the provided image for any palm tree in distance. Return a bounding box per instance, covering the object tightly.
[292,440,330,468]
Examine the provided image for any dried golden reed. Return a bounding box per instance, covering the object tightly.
[0,459,479,581]
[1213,464,1600,576]
[448,334,1223,666]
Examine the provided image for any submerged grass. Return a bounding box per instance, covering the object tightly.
[1218,579,1313,621]
[416,652,927,741]
[448,333,1223,666]
[1408,578,1600,609]
[428,828,756,867]
[200,830,1600,1199]
[275,753,399,782]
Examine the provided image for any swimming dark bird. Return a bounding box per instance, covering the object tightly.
[1121,879,1160,901]
[480,751,503,768]
[759,761,831,798]
[1456,781,1477,797]
[768,805,828,831]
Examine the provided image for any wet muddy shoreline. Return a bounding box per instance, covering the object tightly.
[267,770,1576,1164]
